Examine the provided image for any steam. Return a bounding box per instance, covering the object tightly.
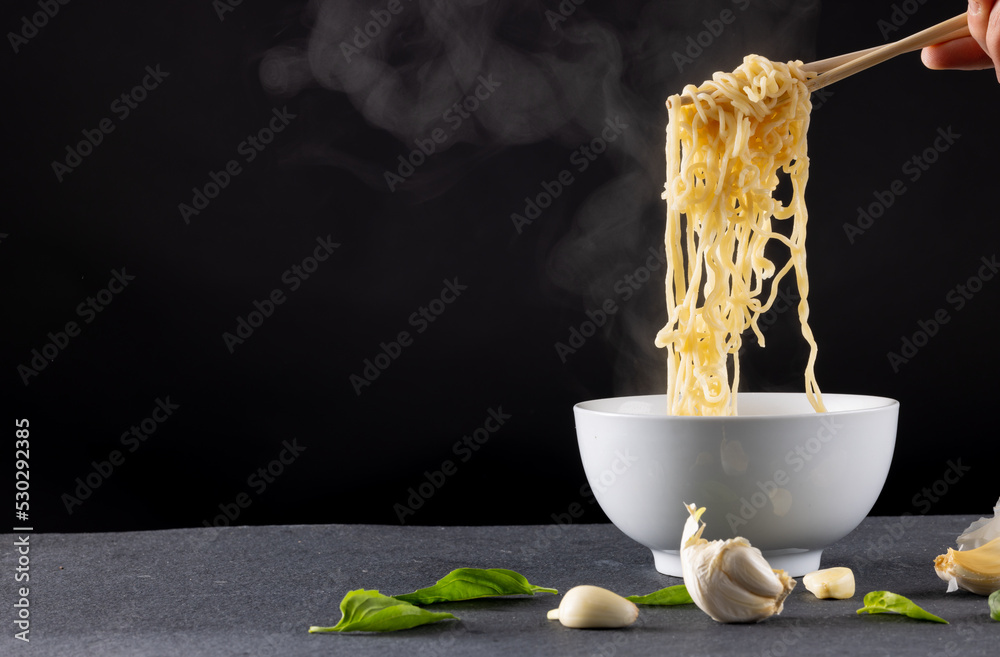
[258,0,821,397]
[260,0,637,151]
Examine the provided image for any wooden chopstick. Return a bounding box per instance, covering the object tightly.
[806,12,969,90]
[669,13,971,107]
[804,26,968,74]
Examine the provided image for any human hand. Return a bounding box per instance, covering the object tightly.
[921,1,1000,82]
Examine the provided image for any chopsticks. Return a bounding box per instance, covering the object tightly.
[671,12,971,106]
[804,27,967,74]
[805,12,970,91]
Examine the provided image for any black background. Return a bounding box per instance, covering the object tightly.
[4,0,998,533]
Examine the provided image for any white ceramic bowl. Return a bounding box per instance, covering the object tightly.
[574,393,898,577]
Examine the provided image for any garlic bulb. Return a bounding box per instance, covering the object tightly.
[934,536,1000,595]
[957,496,1000,550]
[546,585,639,628]
[680,503,796,623]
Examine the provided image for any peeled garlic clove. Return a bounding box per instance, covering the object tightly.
[957,496,1000,550]
[680,503,796,623]
[803,567,855,599]
[935,536,1000,595]
[546,585,639,629]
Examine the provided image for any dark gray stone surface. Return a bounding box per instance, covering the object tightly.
[2,516,998,656]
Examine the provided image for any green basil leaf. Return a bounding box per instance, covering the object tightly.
[989,590,1000,622]
[856,591,948,624]
[308,589,457,633]
[393,568,557,604]
[626,584,694,606]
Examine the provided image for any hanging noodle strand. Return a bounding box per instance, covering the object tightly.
[657,55,825,416]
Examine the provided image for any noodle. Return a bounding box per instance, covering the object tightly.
[656,55,825,416]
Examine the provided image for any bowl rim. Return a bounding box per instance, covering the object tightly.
[574,392,899,420]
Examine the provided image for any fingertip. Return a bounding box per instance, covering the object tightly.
[918,36,995,71]
[967,0,995,43]
[920,45,945,70]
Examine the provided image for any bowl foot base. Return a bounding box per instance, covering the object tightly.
[651,547,823,578]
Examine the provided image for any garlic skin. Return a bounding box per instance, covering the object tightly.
[957,496,1000,550]
[680,503,796,623]
[934,536,1000,596]
[546,585,639,629]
